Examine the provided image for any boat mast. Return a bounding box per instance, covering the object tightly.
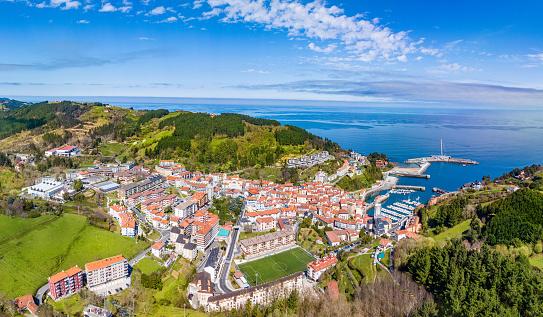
[440,137,443,156]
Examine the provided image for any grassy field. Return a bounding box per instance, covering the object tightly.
[433,219,471,242]
[529,255,543,269]
[0,215,54,242]
[0,167,24,192]
[238,231,269,241]
[137,257,162,275]
[350,254,375,283]
[237,247,315,286]
[380,249,391,266]
[0,213,149,297]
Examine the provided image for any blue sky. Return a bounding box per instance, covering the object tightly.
[1,0,543,107]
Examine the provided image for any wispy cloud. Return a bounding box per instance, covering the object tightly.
[99,2,131,12]
[200,0,418,62]
[307,43,337,54]
[77,19,90,24]
[235,79,543,107]
[36,0,81,10]
[148,6,166,15]
[0,48,171,71]
[426,63,482,74]
[242,69,269,74]
[157,16,177,23]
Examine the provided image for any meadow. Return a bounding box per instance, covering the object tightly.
[0,213,149,297]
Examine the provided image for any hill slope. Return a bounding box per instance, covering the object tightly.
[0,101,345,173]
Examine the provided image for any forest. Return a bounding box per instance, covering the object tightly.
[478,188,543,245]
[405,239,543,317]
[0,101,89,139]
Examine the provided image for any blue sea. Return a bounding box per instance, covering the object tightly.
[18,96,543,205]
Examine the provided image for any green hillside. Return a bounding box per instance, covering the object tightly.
[0,101,345,174]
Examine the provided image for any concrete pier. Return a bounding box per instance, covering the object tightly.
[393,185,425,192]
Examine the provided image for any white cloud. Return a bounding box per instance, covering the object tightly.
[397,55,407,62]
[149,6,166,15]
[137,37,155,40]
[202,7,222,19]
[36,0,81,9]
[99,2,117,12]
[527,53,543,62]
[157,16,178,23]
[122,0,132,5]
[307,43,337,54]
[193,0,203,9]
[415,56,423,61]
[242,69,270,74]
[201,0,417,62]
[77,19,90,23]
[82,4,93,11]
[426,63,482,74]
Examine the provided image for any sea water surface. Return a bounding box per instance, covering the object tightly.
[20,96,543,205]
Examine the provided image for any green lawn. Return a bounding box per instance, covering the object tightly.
[529,255,543,269]
[380,249,391,266]
[237,247,315,286]
[238,231,269,241]
[350,254,375,283]
[0,213,149,297]
[99,142,129,157]
[0,215,54,242]
[433,219,471,242]
[137,257,162,275]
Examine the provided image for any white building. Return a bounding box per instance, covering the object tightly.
[26,179,65,199]
[307,254,338,281]
[206,272,304,312]
[85,255,130,291]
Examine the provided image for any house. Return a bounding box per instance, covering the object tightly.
[83,305,112,317]
[509,185,520,192]
[48,266,84,300]
[325,229,358,246]
[187,271,214,309]
[256,216,276,232]
[13,294,38,316]
[307,254,338,281]
[379,238,392,249]
[151,242,166,258]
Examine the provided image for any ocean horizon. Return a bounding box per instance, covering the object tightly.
[8,95,543,205]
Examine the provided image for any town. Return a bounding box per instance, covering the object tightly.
[6,144,424,316]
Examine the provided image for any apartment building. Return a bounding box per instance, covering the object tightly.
[127,188,166,206]
[256,217,276,232]
[307,254,338,281]
[206,272,304,312]
[48,266,84,300]
[118,175,162,199]
[85,255,129,289]
[239,230,295,257]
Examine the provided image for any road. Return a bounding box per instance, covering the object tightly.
[217,200,246,293]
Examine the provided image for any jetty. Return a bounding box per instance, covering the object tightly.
[393,185,425,192]
[405,138,479,165]
[432,187,449,195]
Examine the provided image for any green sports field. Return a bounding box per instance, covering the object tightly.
[237,247,315,286]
